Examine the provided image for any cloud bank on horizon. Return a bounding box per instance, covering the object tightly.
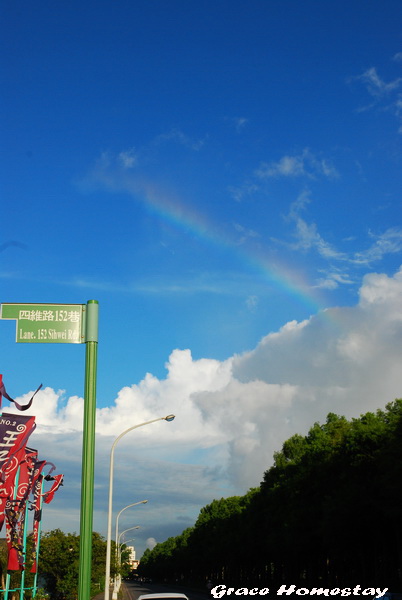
[11,266,402,496]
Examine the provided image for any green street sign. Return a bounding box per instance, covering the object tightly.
[0,303,86,343]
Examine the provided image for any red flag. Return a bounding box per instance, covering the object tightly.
[0,413,36,531]
[42,473,64,504]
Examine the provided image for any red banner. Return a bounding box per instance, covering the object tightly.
[0,377,64,572]
[0,413,36,531]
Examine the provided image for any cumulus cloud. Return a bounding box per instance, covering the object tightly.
[13,267,402,476]
[146,537,158,550]
[9,267,402,548]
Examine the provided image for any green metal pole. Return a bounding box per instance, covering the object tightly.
[78,300,98,600]
[19,498,30,600]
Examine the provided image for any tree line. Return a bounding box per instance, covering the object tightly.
[138,399,402,588]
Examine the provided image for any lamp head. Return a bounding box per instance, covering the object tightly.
[165,414,175,422]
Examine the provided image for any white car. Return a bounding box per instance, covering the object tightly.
[138,595,189,600]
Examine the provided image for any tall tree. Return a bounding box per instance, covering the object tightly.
[39,529,108,599]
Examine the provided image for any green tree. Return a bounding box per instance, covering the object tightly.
[39,529,107,600]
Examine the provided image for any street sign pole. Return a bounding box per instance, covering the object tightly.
[78,300,99,600]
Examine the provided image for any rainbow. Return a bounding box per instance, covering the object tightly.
[133,178,324,316]
[96,164,325,317]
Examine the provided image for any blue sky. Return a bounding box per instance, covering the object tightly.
[1,1,402,557]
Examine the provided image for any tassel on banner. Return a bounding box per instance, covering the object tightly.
[0,375,42,412]
[42,473,64,504]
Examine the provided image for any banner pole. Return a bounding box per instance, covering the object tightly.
[77,300,98,600]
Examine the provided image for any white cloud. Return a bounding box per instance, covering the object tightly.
[358,267,402,305]
[283,193,402,271]
[6,387,84,433]
[118,148,138,169]
[357,67,402,97]
[234,117,248,132]
[256,154,305,179]
[352,63,402,131]
[314,270,355,290]
[228,182,259,203]
[352,227,402,264]
[233,222,260,245]
[285,191,348,261]
[255,148,339,180]
[246,295,258,311]
[146,537,157,550]
[154,129,206,151]
[225,116,249,133]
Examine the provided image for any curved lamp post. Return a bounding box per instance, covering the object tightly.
[104,415,175,600]
[114,526,140,597]
[119,537,136,551]
[115,500,147,557]
[118,525,140,547]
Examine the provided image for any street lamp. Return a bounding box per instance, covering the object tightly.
[118,525,139,546]
[114,526,140,597]
[115,500,148,559]
[104,415,175,600]
[119,537,136,550]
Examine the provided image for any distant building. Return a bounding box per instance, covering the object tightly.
[126,546,140,570]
